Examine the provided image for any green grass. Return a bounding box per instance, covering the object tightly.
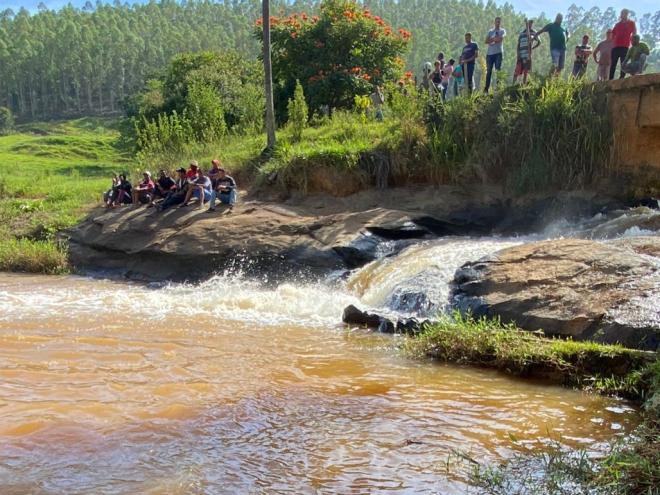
[0,117,129,273]
[405,313,653,397]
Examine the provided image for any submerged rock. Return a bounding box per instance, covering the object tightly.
[453,237,660,350]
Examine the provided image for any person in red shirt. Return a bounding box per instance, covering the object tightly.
[186,160,199,179]
[131,171,155,205]
[610,9,636,80]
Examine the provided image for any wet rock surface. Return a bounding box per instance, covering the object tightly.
[453,237,660,350]
[342,305,431,335]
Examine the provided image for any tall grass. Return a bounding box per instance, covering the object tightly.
[426,77,612,193]
[0,238,69,274]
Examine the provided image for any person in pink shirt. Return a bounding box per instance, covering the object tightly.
[610,9,636,80]
[593,29,614,81]
[132,171,155,205]
[440,60,454,100]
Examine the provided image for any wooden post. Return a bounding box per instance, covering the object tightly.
[263,0,276,151]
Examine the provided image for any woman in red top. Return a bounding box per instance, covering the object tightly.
[610,9,636,80]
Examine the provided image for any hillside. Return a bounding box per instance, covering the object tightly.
[1,0,658,121]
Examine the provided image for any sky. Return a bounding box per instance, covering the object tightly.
[0,0,657,17]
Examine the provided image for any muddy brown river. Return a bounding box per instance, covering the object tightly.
[0,271,640,494]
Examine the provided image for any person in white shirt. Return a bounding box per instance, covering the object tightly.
[484,17,506,93]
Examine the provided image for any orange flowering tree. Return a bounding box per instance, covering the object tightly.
[255,0,411,118]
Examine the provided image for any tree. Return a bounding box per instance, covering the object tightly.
[257,0,411,116]
[0,106,14,135]
[262,0,276,151]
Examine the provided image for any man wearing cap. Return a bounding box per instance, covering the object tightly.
[622,34,650,76]
[180,168,212,209]
[593,29,614,81]
[132,171,155,205]
[208,168,237,212]
[186,160,199,179]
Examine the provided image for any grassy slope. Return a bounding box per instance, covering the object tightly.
[0,118,129,273]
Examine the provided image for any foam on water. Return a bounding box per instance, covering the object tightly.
[0,274,360,327]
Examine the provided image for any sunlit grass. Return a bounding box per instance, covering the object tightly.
[0,117,129,273]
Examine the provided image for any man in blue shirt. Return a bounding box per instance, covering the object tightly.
[459,32,479,94]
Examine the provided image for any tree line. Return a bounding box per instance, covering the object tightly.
[0,0,658,122]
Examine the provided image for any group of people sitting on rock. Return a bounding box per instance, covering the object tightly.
[103,159,237,213]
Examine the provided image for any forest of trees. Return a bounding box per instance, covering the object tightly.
[0,0,658,122]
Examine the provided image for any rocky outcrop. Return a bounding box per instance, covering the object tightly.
[453,237,660,350]
[342,305,431,335]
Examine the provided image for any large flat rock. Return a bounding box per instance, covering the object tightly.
[454,237,660,350]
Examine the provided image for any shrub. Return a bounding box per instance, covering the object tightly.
[185,82,227,142]
[0,106,14,135]
[287,80,308,142]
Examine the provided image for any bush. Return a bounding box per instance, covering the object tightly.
[287,80,308,142]
[185,82,227,142]
[0,106,14,135]
[125,51,263,151]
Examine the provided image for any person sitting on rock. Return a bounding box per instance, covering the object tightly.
[179,168,212,209]
[103,173,120,208]
[113,174,132,206]
[157,168,189,211]
[208,168,237,212]
[621,34,650,76]
[186,160,199,179]
[132,171,155,206]
[207,158,222,189]
[151,169,176,206]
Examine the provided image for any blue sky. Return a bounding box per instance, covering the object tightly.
[1,0,657,17]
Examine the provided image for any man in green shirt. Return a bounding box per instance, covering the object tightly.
[538,13,570,75]
[622,34,650,76]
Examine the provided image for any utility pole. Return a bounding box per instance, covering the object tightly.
[263,0,276,151]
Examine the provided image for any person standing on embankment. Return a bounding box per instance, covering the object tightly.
[538,13,570,76]
[610,9,636,80]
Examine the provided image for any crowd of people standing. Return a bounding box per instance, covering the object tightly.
[424,8,650,98]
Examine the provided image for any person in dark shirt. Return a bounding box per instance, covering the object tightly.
[151,169,176,206]
[459,32,479,94]
[114,174,132,206]
[208,168,237,212]
[156,168,188,211]
[572,35,592,78]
